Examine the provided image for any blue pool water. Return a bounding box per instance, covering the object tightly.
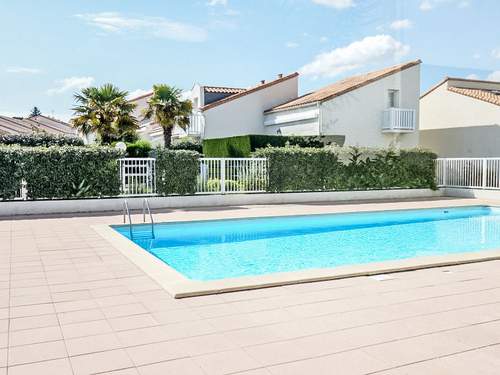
[113,206,500,281]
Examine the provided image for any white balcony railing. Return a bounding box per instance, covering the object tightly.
[187,113,205,136]
[382,108,416,133]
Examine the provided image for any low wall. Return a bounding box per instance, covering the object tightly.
[441,188,500,200]
[0,189,442,217]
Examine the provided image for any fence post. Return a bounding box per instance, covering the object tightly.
[220,158,226,194]
[482,158,487,188]
[442,159,447,187]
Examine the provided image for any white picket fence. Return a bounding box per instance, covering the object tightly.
[119,157,268,196]
[436,158,500,189]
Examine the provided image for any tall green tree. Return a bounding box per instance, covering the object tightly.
[71,84,138,144]
[29,107,42,117]
[142,84,192,148]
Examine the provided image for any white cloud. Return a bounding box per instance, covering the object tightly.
[390,19,413,30]
[47,76,95,96]
[492,49,500,59]
[487,71,500,81]
[311,0,354,9]
[286,41,300,48]
[300,34,410,78]
[127,89,151,100]
[465,73,480,80]
[76,12,207,43]
[420,0,470,11]
[207,0,227,5]
[6,67,41,74]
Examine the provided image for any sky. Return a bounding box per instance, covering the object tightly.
[0,0,499,121]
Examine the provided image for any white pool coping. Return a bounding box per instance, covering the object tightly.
[92,201,500,298]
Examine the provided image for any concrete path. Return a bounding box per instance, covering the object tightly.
[1,198,500,374]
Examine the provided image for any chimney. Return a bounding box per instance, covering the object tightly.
[277,73,283,79]
[260,80,266,85]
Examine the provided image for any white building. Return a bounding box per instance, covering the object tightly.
[132,60,421,148]
[420,77,500,157]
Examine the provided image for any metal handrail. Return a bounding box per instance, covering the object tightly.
[122,200,133,238]
[142,198,155,238]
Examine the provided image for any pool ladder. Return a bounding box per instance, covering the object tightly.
[122,198,155,239]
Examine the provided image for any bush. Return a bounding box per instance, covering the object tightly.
[0,146,123,200]
[0,147,24,200]
[202,134,345,157]
[154,148,200,195]
[126,140,152,157]
[0,133,84,147]
[170,138,203,153]
[253,146,437,192]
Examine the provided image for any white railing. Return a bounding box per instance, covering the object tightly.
[197,158,268,194]
[187,113,205,136]
[119,158,156,196]
[436,158,500,189]
[382,108,416,133]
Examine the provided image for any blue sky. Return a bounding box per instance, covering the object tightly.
[1,0,499,120]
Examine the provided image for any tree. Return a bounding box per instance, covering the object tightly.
[71,84,138,144]
[29,107,42,117]
[142,84,192,148]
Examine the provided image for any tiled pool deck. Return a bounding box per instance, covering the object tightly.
[1,197,500,374]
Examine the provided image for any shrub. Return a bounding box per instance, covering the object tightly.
[170,138,203,153]
[0,147,24,200]
[126,140,152,157]
[202,134,345,157]
[0,146,123,200]
[253,146,437,192]
[21,146,123,199]
[154,148,200,195]
[0,133,84,147]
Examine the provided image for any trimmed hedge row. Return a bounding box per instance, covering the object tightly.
[203,134,345,157]
[0,133,84,147]
[0,146,123,200]
[253,146,437,192]
[154,148,200,195]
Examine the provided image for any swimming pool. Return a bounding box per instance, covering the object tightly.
[113,206,500,281]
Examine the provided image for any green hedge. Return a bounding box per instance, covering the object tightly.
[155,148,200,195]
[0,146,123,200]
[0,147,23,200]
[0,133,84,147]
[203,134,345,157]
[126,140,152,157]
[170,138,203,153]
[253,146,437,192]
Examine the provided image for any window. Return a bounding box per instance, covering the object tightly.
[388,89,399,108]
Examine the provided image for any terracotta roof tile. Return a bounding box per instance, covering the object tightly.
[0,115,76,136]
[204,86,246,94]
[201,72,299,111]
[448,87,500,107]
[266,60,422,113]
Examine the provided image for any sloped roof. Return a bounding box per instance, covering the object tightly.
[266,60,422,113]
[201,72,299,111]
[448,87,500,106]
[0,115,76,136]
[204,86,246,94]
[420,76,500,101]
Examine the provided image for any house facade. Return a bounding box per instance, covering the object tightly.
[133,60,421,149]
[419,77,500,157]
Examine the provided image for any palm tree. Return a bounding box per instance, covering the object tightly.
[71,84,138,144]
[142,84,193,148]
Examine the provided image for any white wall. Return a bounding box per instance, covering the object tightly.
[320,64,420,148]
[264,104,320,135]
[202,76,298,139]
[419,82,500,131]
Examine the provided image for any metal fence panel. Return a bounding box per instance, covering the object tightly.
[119,158,156,196]
[436,158,500,190]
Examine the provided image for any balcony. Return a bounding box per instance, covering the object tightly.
[382,108,416,133]
[186,113,205,136]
